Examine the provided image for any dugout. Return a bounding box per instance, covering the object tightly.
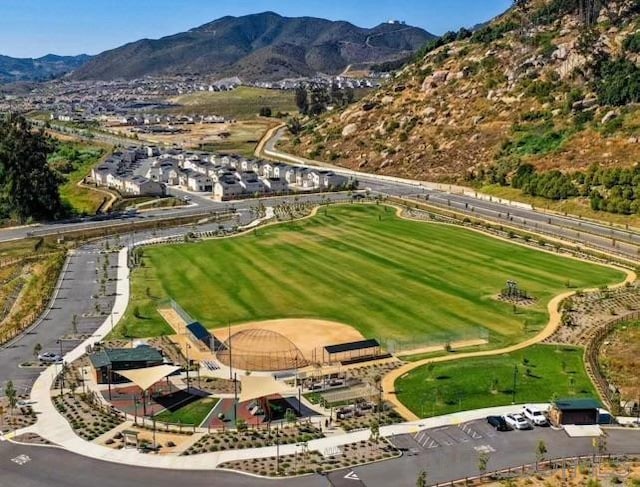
[324,339,382,365]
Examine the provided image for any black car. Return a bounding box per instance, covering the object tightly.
[487,415,509,431]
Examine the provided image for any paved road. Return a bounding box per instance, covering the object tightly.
[0,242,117,397]
[0,441,327,487]
[2,422,639,486]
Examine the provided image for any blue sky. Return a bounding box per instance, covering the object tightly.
[0,0,512,58]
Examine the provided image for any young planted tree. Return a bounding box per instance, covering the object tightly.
[4,380,17,416]
[478,451,491,476]
[416,470,428,487]
[536,440,548,468]
[33,343,42,360]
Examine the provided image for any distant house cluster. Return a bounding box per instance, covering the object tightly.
[91,147,165,197]
[116,113,227,127]
[90,145,355,201]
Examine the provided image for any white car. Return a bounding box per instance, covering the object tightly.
[505,413,532,430]
[38,352,62,364]
[523,405,548,426]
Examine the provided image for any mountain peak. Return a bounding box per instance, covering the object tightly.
[72,12,435,81]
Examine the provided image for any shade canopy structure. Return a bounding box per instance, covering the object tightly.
[239,375,292,403]
[116,365,180,392]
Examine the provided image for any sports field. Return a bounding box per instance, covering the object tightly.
[116,205,625,347]
[395,345,596,418]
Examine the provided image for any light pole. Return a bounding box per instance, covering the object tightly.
[512,364,518,404]
[110,311,119,334]
[185,343,191,391]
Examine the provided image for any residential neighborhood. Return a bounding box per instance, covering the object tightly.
[89,145,355,200]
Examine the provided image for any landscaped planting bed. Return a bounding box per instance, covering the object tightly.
[218,439,399,477]
[336,406,403,432]
[0,398,37,434]
[183,423,323,455]
[53,393,124,441]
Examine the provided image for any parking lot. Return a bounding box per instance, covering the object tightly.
[350,419,640,487]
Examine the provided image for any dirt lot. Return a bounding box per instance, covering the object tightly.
[105,119,276,157]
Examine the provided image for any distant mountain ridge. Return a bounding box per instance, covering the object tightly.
[71,11,435,81]
[0,54,91,83]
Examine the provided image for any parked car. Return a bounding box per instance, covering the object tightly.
[523,405,548,426]
[487,415,510,431]
[505,413,532,430]
[38,352,62,363]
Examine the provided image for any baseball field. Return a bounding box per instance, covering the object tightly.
[115,204,625,349]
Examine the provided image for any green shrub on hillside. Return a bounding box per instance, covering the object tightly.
[596,59,640,106]
[622,32,640,53]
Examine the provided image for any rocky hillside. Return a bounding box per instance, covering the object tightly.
[72,12,434,81]
[285,0,640,183]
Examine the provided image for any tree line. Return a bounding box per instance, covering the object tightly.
[0,113,64,223]
[478,162,640,216]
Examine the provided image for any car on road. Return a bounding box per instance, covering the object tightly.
[38,352,62,364]
[505,413,532,430]
[487,415,510,431]
[522,405,548,426]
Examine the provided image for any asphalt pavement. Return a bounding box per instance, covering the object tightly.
[2,421,638,486]
[0,441,328,487]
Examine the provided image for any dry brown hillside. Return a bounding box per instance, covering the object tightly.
[283,0,640,183]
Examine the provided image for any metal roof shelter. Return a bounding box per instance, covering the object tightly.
[323,339,381,364]
[186,322,215,349]
[553,398,602,410]
[89,347,164,369]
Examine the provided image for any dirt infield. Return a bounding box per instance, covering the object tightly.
[212,319,365,364]
[158,308,216,362]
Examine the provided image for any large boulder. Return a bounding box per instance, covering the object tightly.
[342,123,358,138]
[601,110,618,125]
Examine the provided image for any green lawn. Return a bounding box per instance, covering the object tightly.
[115,205,624,345]
[51,142,110,215]
[154,397,219,426]
[396,345,597,418]
[170,87,298,119]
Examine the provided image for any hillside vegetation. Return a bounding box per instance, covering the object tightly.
[72,12,434,81]
[286,0,640,217]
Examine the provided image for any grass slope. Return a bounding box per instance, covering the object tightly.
[116,205,624,345]
[52,142,109,215]
[396,345,596,418]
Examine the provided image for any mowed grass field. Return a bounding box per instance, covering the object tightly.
[116,205,625,345]
[396,345,596,418]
